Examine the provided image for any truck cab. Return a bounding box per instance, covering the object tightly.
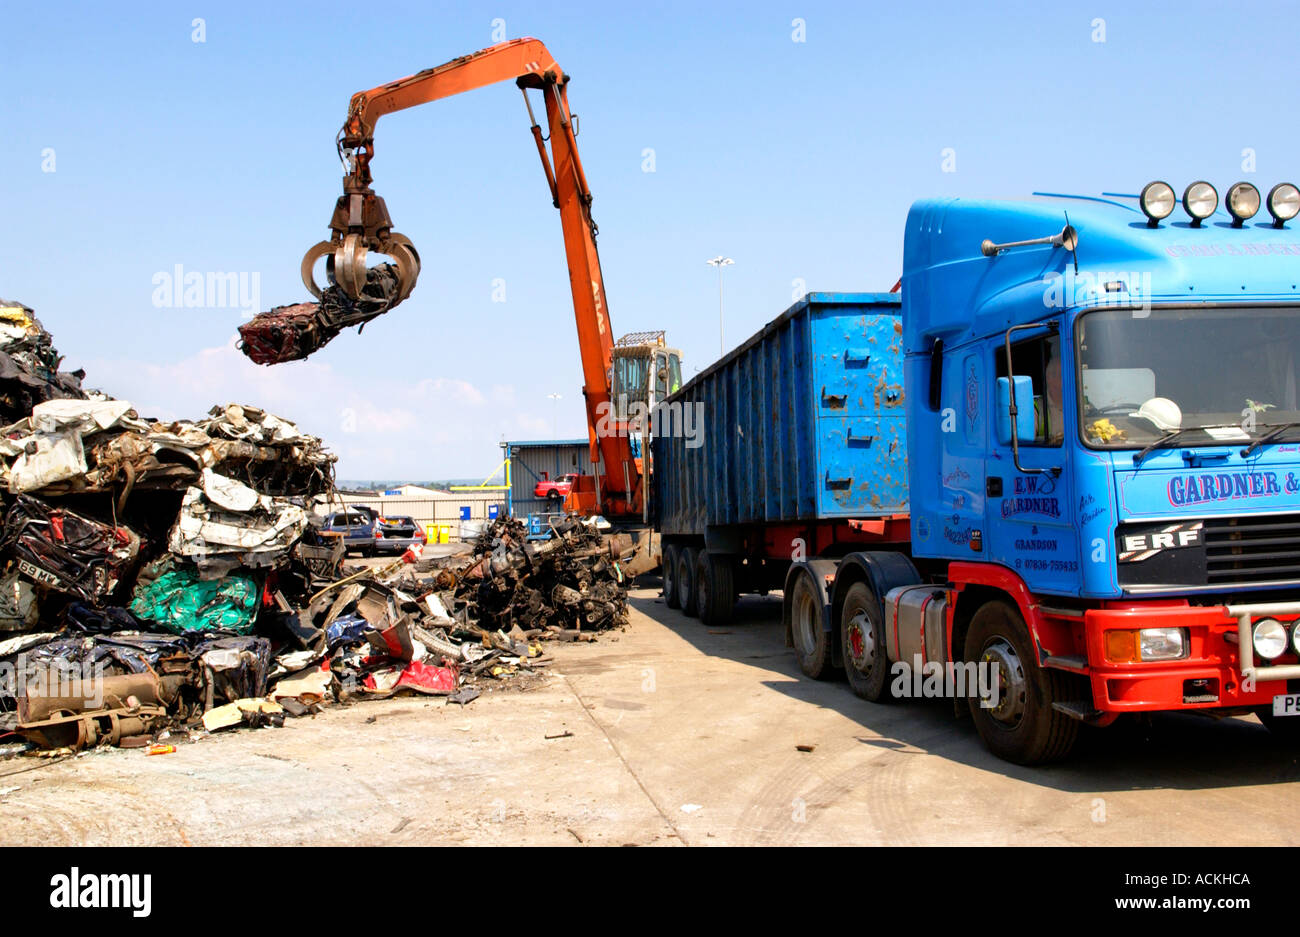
[902,183,1300,759]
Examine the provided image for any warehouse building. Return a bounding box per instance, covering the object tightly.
[501,438,591,518]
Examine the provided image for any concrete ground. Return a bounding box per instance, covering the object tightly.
[1,584,1298,846]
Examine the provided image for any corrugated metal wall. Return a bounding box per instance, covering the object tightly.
[503,440,591,517]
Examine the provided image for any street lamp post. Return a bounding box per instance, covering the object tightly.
[546,393,562,438]
[706,256,734,356]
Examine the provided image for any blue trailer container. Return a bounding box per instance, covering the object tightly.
[654,292,908,538]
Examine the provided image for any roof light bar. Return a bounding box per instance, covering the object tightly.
[1139,181,1176,226]
[1226,182,1260,227]
[1182,181,1218,227]
[1267,182,1300,228]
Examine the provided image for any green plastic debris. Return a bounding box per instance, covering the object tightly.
[130,564,259,635]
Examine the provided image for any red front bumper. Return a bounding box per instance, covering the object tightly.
[1082,602,1300,712]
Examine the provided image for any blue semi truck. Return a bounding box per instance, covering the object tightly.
[653,180,1300,763]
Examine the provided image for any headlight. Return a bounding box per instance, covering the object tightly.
[1253,618,1288,660]
[1267,182,1300,227]
[1226,182,1261,227]
[1105,628,1188,662]
[1140,181,1177,226]
[1183,181,1218,226]
[1138,627,1187,661]
[1292,621,1300,654]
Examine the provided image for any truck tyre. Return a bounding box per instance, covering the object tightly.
[1256,707,1300,742]
[789,570,833,679]
[695,551,735,627]
[964,600,1077,765]
[841,582,893,702]
[662,544,681,609]
[678,547,699,617]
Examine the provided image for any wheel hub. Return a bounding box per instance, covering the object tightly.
[845,610,876,672]
[980,638,1027,726]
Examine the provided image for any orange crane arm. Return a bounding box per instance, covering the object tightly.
[324,38,639,517]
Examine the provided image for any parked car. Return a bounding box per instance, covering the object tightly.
[533,472,579,505]
[316,507,382,556]
[373,515,426,555]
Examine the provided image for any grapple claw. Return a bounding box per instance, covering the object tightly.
[299,231,420,305]
[299,240,335,299]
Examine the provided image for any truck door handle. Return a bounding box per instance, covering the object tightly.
[821,386,847,408]
[846,427,874,446]
[826,470,853,489]
[845,347,871,366]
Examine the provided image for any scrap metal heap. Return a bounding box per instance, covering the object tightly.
[0,300,632,754]
[416,515,630,637]
[0,300,87,423]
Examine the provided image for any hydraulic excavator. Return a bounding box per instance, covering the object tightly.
[287,38,682,526]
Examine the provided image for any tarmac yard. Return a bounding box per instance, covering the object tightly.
[2,584,1298,847]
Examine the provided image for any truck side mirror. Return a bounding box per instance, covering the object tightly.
[996,376,1036,445]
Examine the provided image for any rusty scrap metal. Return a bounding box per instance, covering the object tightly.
[237,263,407,365]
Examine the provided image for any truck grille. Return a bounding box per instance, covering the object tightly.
[1204,513,1300,585]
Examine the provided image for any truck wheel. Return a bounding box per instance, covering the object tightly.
[841,582,893,701]
[678,547,699,616]
[695,551,735,627]
[964,601,1077,765]
[789,570,832,679]
[662,544,681,609]
[1256,707,1300,742]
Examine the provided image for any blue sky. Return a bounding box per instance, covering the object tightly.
[2,0,1295,479]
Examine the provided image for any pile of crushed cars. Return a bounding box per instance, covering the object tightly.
[0,298,631,755]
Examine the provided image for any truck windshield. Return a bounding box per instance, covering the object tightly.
[1077,306,1300,449]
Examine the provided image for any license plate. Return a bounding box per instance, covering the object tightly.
[17,560,61,588]
[1272,693,1300,716]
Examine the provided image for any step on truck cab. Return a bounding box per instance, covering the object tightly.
[654,180,1300,763]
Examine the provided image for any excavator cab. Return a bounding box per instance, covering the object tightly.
[611,331,683,420]
[563,332,681,519]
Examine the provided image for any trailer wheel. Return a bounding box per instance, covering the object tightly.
[695,551,735,626]
[841,582,893,701]
[678,547,699,616]
[964,601,1077,765]
[1256,707,1300,742]
[789,570,832,679]
[662,544,681,609]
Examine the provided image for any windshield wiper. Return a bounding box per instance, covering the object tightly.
[1241,422,1300,458]
[1132,424,1242,466]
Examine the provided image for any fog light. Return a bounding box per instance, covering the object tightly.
[1183,181,1218,226]
[1253,618,1288,660]
[1226,182,1260,227]
[1139,627,1187,661]
[1267,183,1300,228]
[1140,180,1177,226]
